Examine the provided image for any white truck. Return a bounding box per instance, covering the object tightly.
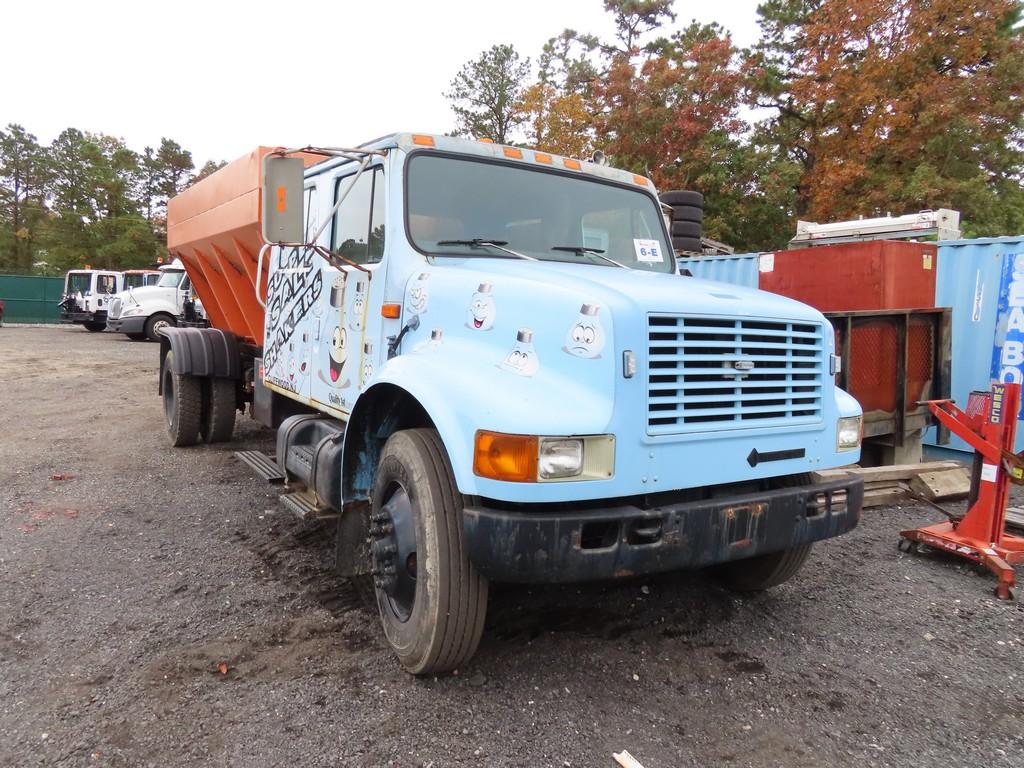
[58,269,123,331]
[106,260,203,341]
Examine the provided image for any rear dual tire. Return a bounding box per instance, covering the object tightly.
[163,351,203,447]
[162,351,236,446]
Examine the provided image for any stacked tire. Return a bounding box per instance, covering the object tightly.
[660,190,704,254]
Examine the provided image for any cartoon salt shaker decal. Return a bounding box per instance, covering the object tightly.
[466,283,496,330]
[406,272,430,315]
[414,328,445,353]
[361,341,374,383]
[286,327,310,391]
[348,279,366,331]
[318,324,350,389]
[329,274,345,308]
[563,303,606,359]
[500,328,539,377]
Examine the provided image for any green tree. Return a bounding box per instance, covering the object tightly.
[747,0,1024,234]
[191,159,227,186]
[0,124,50,272]
[445,44,531,143]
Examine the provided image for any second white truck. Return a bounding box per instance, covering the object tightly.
[106,260,203,340]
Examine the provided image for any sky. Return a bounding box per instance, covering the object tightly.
[3,0,762,168]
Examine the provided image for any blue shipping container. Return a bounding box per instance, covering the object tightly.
[676,253,760,288]
[925,236,1024,453]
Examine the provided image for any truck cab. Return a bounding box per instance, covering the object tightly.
[107,260,202,341]
[59,269,122,331]
[160,135,864,675]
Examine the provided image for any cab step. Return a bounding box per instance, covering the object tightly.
[234,450,286,484]
[279,489,337,521]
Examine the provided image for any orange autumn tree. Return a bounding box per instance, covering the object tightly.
[749,0,1024,234]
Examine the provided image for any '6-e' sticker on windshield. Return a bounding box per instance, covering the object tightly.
[634,238,664,263]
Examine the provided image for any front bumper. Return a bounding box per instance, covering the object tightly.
[60,310,105,324]
[106,315,146,334]
[462,476,862,583]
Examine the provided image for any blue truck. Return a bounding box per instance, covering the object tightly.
[160,135,864,674]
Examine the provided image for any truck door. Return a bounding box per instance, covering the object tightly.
[310,162,387,415]
[262,184,321,403]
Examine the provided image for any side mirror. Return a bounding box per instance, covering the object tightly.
[261,155,306,244]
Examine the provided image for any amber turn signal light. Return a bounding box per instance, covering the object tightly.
[473,431,538,482]
[381,303,401,319]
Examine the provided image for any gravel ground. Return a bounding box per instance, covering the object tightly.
[1,325,1022,768]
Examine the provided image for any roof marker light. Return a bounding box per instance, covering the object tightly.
[563,158,582,171]
[412,135,435,147]
[478,138,494,144]
[503,147,523,159]
[633,175,649,186]
[534,152,552,164]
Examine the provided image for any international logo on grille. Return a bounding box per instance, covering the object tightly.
[733,360,755,371]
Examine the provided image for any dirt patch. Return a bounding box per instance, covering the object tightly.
[1,326,1022,768]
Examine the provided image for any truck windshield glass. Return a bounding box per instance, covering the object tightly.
[66,272,91,294]
[406,154,672,272]
[157,270,185,288]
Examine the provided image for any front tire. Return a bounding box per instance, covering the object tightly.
[84,321,105,332]
[145,313,175,342]
[714,472,815,591]
[369,429,488,675]
[715,544,813,592]
[162,351,202,447]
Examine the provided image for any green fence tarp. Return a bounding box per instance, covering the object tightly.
[0,274,65,324]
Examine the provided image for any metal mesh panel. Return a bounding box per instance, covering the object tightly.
[906,319,935,406]
[849,321,898,413]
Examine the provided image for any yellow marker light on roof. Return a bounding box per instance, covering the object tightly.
[633,175,649,186]
[477,138,494,144]
[534,152,552,164]
[412,134,435,147]
[503,147,523,159]
[563,158,582,170]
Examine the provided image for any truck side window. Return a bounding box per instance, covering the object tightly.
[332,166,385,265]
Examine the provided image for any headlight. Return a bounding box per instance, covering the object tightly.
[473,431,615,482]
[837,416,862,451]
[538,438,583,479]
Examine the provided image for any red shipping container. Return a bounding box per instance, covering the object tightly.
[758,240,937,312]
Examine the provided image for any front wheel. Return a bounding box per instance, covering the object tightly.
[369,428,488,675]
[84,322,105,332]
[145,313,175,342]
[714,544,813,592]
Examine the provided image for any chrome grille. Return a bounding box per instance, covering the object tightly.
[647,314,824,435]
[108,297,123,319]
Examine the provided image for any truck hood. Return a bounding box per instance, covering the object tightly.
[118,285,171,304]
[434,258,824,323]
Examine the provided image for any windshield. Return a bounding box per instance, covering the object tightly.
[406,154,673,272]
[66,272,91,295]
[157,270,185,288]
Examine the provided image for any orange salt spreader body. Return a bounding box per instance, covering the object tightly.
[167,147,322,346]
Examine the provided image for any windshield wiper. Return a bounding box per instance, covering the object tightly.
[551,245,631,270]
[435,238,537,261]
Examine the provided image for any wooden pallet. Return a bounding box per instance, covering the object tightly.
[814,461,969,508]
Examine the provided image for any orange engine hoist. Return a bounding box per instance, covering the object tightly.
[899,382,1024,599]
